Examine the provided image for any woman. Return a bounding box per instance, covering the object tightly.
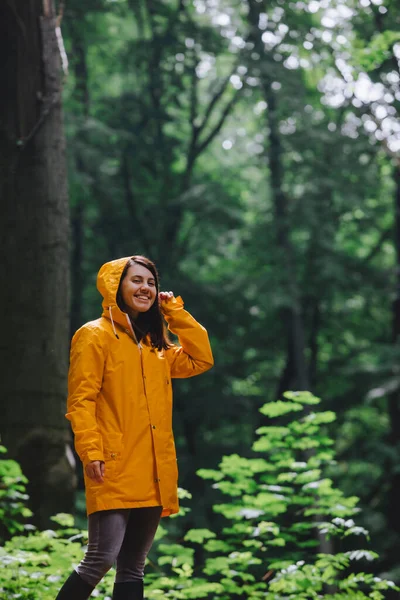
[56,255,213,600]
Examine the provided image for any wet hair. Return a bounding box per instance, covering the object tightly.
[116,255,172,351]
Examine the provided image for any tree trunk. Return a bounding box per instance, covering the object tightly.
[387,165,400,543]
[246,0,309,395]
[67,20,90,337]
[0,0,75,528]
[246,0,334,564]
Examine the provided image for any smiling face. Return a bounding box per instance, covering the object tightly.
[119,263,157,319]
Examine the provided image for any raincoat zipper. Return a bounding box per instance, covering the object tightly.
[124,313,146,393]
[124,313,161,494]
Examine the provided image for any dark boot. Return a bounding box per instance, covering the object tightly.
[55,569,95,599]
[112,580,144,599]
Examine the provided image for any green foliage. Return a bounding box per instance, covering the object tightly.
[144,393,398,599]
[0,523,89,599]
[0,513,120,599]
[352,31,400,71]
[0,448,111,598]
[62,0,400,577]
[1,394,398,598]
[184,529,216,544]
[0,445,32,543]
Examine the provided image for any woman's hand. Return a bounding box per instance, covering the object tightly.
[85,460,105,483]
[159,291,174,303]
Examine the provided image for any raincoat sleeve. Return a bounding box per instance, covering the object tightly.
[66,325,106,468]
[162,296,214,378]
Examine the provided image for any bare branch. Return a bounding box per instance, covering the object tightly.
[362,226,393,265]
[197,87,242,156]
[56,1,65,27]
[42,0,52,17]
[121,150,154,256]
[16,93,60,150]
[198,65,238,135]
[189,62,198,127]
[182,82,243,189]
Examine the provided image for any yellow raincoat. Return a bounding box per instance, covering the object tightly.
[66,257,214,517]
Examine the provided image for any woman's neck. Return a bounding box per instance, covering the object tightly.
[127,309,138,321]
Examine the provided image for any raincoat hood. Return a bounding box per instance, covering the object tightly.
[97,256,137,331]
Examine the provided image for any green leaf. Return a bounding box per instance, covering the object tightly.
[204,539,232,553]
[196,469,224,482]
[183,529,216,544]
[259,400,304,417]
[50,514,74,528]
[345,549,379,562]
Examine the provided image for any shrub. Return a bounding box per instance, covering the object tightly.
[0,445,32,544]
[0,393,398,599]
[145,392,399,599]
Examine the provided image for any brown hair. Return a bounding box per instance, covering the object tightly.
[116,255,172,351]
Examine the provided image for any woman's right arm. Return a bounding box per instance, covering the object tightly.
[66,325,105,469]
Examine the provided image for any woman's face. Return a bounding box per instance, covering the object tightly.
[120,264,157,318]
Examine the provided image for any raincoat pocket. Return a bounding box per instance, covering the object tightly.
[103,432,123,480]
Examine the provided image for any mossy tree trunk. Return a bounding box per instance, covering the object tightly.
[0,0,75,528]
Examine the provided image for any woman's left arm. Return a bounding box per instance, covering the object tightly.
[162,296,214,378]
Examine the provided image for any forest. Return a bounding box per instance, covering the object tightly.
[1,0,400,598]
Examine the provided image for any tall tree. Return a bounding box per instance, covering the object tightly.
[245,0,312,395]
[0,0,74,528]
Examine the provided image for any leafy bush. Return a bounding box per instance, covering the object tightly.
[0,393,398,599]
[0,511,125,598]
[145,392,399,599]
[0,445,32,543]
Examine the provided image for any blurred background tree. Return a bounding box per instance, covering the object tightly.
[1,0,399,587]
[0,0,73,529]
[61,0,400,581]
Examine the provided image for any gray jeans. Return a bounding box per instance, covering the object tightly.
[76,506,162,587]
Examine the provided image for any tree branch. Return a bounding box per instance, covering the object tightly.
[56,0,65,26]
[198,64,239,135]
[197,87,242,157]
[362,226,393,265]
[189,61,198,128]
[42,0,52,18]
[16,92,60,150]
[121,149,154,256]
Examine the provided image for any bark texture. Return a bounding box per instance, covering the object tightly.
[0,0,75,528]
